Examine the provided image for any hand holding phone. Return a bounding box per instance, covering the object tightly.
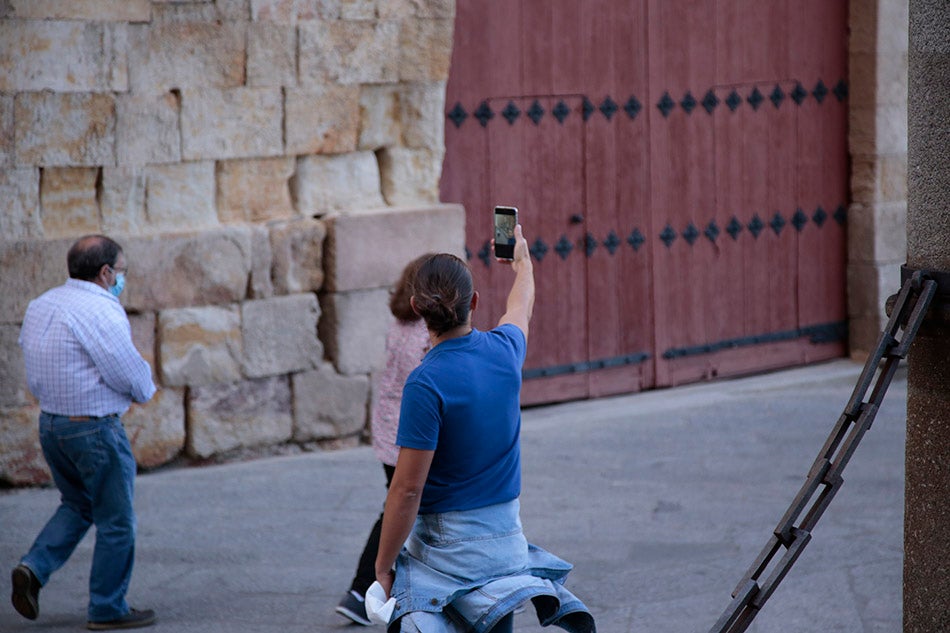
[493,206,518,260]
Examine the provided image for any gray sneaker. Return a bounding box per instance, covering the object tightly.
[336,590,373,626]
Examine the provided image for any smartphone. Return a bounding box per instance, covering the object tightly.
[493,206,518,260]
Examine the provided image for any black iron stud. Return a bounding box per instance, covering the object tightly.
[702,90,719,114]
[627,228,646,252]
[812,80,828,104]
[770,84,785,109]
[582,97,595,122]
[770,212,786,236]
[552,100,570,123]
[680,91,697,115]
[478,240,492,267]
[657,91,675,118]
[833,79,848,102]
[726,90,742,112]
[502,101,520,125]
[747,87,764,111]
[683,222,699,245]
[792,208,808,232]
[555,235,573,260]
[748,214,764,238]
[660,224,677,248]
[527,100,544,125]
[584,233,599,257]
[474,101,494,127]
[726,216,743,240]
[599,96,619,120]
[530,238,549,262]
[704,220,720,243]
[813,206,827,227]
[791,82,807,105]
[604,231,621,255]
[464,245,472,261]
[834,205,847,226]
[447,102,467,128]
[624,96,642,120]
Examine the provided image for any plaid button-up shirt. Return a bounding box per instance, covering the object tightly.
[18,278,156,417]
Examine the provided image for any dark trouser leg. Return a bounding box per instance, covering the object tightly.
[350,464,396,595]
[488,613,514,633]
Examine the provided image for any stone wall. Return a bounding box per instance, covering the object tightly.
[0,0,463,486]
[847,0,909,358]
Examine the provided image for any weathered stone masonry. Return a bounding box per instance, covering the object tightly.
[0,0,464,485]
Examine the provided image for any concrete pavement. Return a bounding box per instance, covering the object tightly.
[0,359,904,632]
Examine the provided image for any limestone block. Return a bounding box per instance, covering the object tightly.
[128,21,246,94]
[216,157,295,224]
[0,405,50,486]
[359,84,400,150]
[121,226,252,311]
[241,294,322,378]
[116,92,181,166]
[0,21,126,92]
[285,85,360,155]
[398,18,453,82]
[1,94,13,167]
[292,363,369,441]
[298,19,399,86]
[251,0,297,21]
[296,0,343,19]
[339,0,376,19]
[124,387,185,468]
[187,376,293,458]
[39,168,100,239]
[0,237,73,324]
[158,306,242,387]
[144,162,218,233]
[293,152,385,215]
[378,147,443,206]
[4,0,152,21]
[324,203,465,292]
[269,218,327,294]
[247,21,297,87]
[14,92,115,167]
[100,167,148,235]
[181,87,283,161]
[319,287,391,375]
[128,312,157,381]
[849,52,909,108]
[378,0,455,19]
[0,168,42,240]
[401,81,447,150]
[249,223,275,299]
[0,325,32,409]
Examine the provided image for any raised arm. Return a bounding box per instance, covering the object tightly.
[497,224,534,341]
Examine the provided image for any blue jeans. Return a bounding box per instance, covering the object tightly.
[20,413,137,622]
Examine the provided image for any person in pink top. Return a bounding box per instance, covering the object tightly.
[336,254,431,626]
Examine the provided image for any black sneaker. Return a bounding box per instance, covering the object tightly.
[86,608,156,630]
[11,564,40,620]
[335,590,372,626]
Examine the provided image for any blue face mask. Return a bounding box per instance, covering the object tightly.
[110,271,125,298]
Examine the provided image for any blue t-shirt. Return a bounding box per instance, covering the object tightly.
[396,324,526,514]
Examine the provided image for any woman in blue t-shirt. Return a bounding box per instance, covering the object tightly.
[373,225,595,633]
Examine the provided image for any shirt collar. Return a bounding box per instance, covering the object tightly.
[65,277,118,301]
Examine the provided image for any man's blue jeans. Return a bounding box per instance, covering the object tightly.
[20,413,137,622]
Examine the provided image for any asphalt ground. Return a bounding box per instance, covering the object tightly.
[0,358,903,632]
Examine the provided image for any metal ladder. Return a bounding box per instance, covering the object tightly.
[707,271,938,633]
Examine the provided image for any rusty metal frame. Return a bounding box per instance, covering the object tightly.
[707,271,937,633]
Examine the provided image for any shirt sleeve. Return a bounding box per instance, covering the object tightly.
[75,305,156,404]
[396,379,442,451]
[493,323,527,365]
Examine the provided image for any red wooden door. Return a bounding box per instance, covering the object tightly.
[440,0,848,404]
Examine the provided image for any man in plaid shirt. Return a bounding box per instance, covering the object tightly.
[12,235,157,631]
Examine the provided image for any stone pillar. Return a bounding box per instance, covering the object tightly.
[903,2,950,631]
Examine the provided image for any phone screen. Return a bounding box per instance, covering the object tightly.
[493,206,518,260]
